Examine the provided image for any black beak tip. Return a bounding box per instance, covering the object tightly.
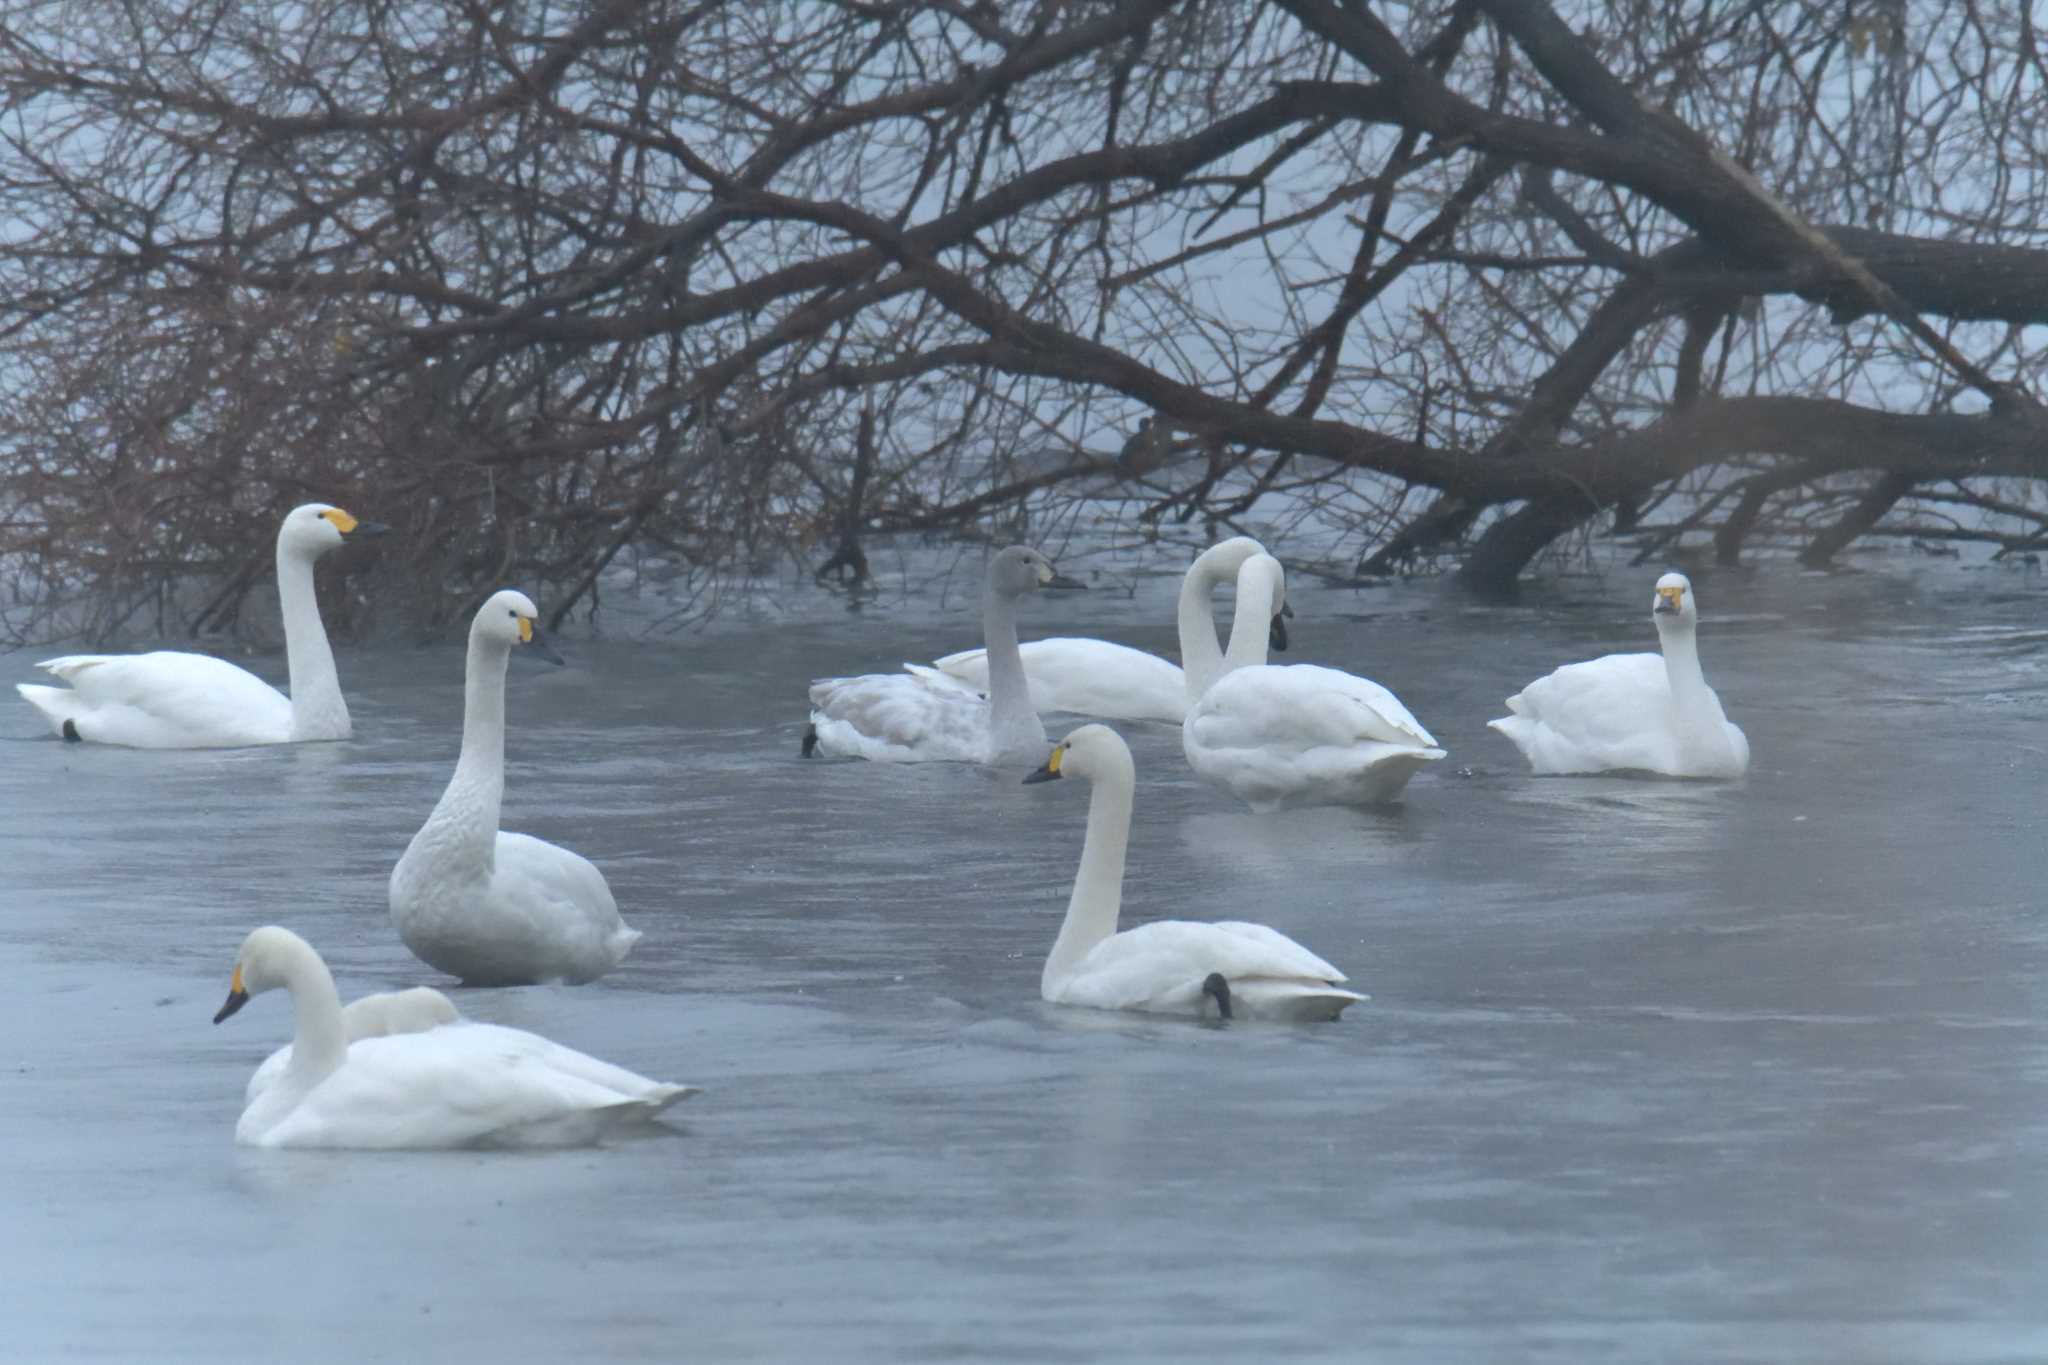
[1269,614,1289,653]
[1045,574,1088,591]
[349,521,392,539]
[212,988,249,1025]
[1022,765,1062,785]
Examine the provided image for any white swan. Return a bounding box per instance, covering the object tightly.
[388,589,640,986]
[931,536,1278,722]
[803,546,1081,763]
[15,503,386,747]
[1023,725,1365,1021]
[1183,554,1445,811]
[213,926,696,1149]
[1488,571,1750,777]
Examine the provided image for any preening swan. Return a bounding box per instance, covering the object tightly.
[213,926,696,1149]
[931,536,1280,723]
[388,589,640,986]
[1183,554,1445,811]
[804,546,1082,763]
[1488,571,1750,778]
[1024,725,1364,1021]
[15,503,386,748]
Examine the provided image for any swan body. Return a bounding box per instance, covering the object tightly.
[389,589,639,986]
[933,638,1187,723]
[1024,725,1364,1021]
[931,537,1273,723]
[214,926,696,1149]
[1489,571,1749,777]
[246,986,458,1102]
[805,546,1078,764]
[16,504,384,747]
[1182,555,1444,811]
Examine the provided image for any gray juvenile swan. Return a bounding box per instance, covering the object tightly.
[804,545,1081,763]
[388,589,639,985]
[931,535,1278,723]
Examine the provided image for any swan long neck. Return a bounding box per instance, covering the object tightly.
[417,627,509,871]
[276,538,348,740]
[1656,619,1710,709]
[982,582,1045,754]
[281,941,348,1082]
[1177,563,1227,703]
[1043,760,1133,991]
[1219,565,1276,678]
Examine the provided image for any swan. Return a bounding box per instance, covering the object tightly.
[1488,571,1750,777]
[803,545,1082,763]
[388,589,640,986]
[1183,553,1445,811]
[1023,724,1365,1021]
[931,536,1282,722]
[212,926,696,1149]
[15,503,387,747]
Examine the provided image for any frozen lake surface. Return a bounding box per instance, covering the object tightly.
[4,548,2047,1362]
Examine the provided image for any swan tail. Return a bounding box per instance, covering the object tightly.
[16,682,85,737]
[608,924,643,963]
[1234,979,1368,1022]
[645,1083,703,1114]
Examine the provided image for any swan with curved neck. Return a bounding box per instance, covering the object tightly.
[388,588,640,985]
[213,926,694,1149]
[931,536,1279,722]
[15,503,386,747]
[804,545,1081,763]
[1488,571,1750,777]
[1183,553,1445,811]
[1023,725,1365,1021]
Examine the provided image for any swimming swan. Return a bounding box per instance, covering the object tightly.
[931,536,1281,722]
[213,926,695,1149]
[1488,571,1750,777]
[1183,554,1445,810]
[803,546,1081,763]
[16,503,386,747]
[388,589,639,986]
[1024,725,1365,1021]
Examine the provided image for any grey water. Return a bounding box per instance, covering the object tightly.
[4,553,2047,1363]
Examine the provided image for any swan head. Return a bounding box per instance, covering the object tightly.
[1651,571,1698,627]
[212,924,314,1024]
[988,546,1084,599]
[472,588,567,664]
[1237,553,1292,653]
[278,503,388,559]
[1022,722,1134,787]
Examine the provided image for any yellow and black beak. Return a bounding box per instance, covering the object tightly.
[213,964,249,1025]
[1023,744,1066,785]
[518,616,568,666]
[321,508,390,541]
[1654,586,1684,615]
